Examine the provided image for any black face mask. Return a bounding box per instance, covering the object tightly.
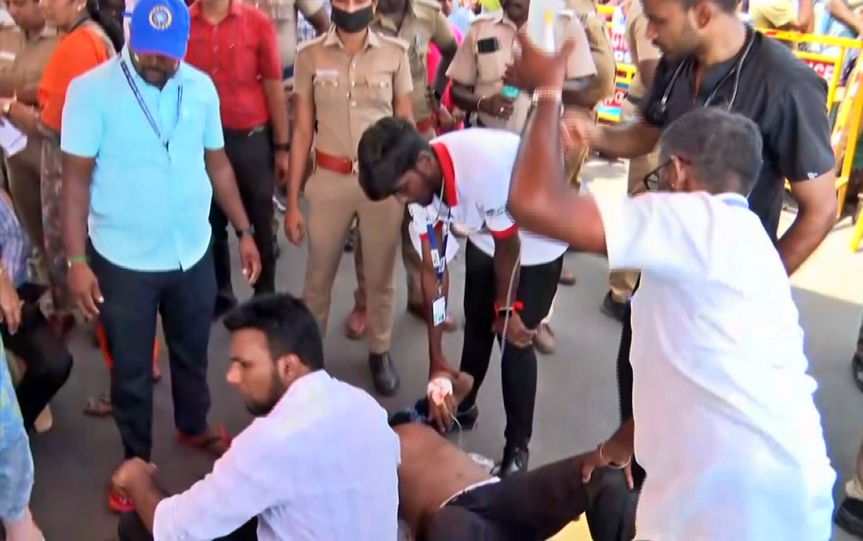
[331,5,373,33]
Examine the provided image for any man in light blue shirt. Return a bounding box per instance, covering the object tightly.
[59,0,261,513]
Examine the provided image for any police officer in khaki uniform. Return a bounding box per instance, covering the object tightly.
[0,9,21,193]
[246,0,331,84]
[346,0,459,339]
[602,0,660,322]
[447,0,598,354]
[285,0,413,396]
[448,0,596,135]
[550,0,614,290]
[563,0,615,188]
[4,0,58,266]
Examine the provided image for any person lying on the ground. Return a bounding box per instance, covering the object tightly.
[390,417,638,541]
[112,293,401,541]
[506,33,835,541]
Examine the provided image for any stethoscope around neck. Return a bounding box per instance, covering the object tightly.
[646,30,756,126]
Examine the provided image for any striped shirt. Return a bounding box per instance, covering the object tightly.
[0,192,31,288]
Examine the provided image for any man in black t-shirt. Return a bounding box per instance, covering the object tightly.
[563,0,837,522]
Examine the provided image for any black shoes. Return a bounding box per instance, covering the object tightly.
[600,291,628,323]
[853,353,863,393]
[494,445,529,477]
[369,352,400,396]
[835,497,863,538]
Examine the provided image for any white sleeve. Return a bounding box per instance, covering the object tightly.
[153,426,286,540]
[475,179,517,239]
[594,192,715,280]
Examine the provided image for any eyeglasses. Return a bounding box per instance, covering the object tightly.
[641,156,690,192]
[642,159,670,192]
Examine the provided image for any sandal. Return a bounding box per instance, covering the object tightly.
[177,425,232,458]
[108,484,134,514]
[84,391,113,417]
[345,306,368,340]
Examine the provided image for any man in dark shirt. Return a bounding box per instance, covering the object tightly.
[564,0,837,513]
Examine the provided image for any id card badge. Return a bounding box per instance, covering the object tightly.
[432,295,447,327]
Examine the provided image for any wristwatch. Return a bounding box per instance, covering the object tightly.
[236,226,255,238]
[273,142,290,152]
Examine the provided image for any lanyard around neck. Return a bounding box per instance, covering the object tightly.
[723,195,749,209]
[119,58,182,152]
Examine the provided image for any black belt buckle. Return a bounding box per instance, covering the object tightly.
[246,125,266,137]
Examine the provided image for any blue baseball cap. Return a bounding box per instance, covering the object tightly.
[129,0,191,61]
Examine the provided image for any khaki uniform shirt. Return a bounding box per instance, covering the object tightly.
[9,26,59,171]
[447,10,595,132]
[246,0,326,69]
[293,27,413,158]
[372,0,457,123]
[0,24,21,94]
[566,0,615,106]
[623,0,660,99]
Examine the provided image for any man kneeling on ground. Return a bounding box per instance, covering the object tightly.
[391,415,638,541]
[112,293,401,541]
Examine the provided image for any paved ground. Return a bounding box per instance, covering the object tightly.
[22,157,863,540]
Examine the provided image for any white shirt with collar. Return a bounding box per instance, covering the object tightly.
[153,370,401,541]
[595,190,835,541]
[408,128,567,266]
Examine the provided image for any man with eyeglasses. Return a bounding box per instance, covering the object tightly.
[506,33,835,539]
[561,0,837,499]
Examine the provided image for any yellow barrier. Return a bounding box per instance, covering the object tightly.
[597,65,636,123]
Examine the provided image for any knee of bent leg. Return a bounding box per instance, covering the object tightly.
[585,469,638,541]
[26,347,73,388]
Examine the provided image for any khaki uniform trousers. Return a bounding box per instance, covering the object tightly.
[303,167,405,353]
[539,111,595,327]
[353,127,436,309]
[607,99,659,303]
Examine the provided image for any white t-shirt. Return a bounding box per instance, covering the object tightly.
[408,205,460,263]
[595,191,835,541]
[408,129,567,266]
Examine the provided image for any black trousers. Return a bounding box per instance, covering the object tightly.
[423,453,638,541]
[459,241,562,448]
[90,244,216,461]
[118,511,258,541]
[615,293,646,489]
[211,126,276,301]
[5,283,72,431]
